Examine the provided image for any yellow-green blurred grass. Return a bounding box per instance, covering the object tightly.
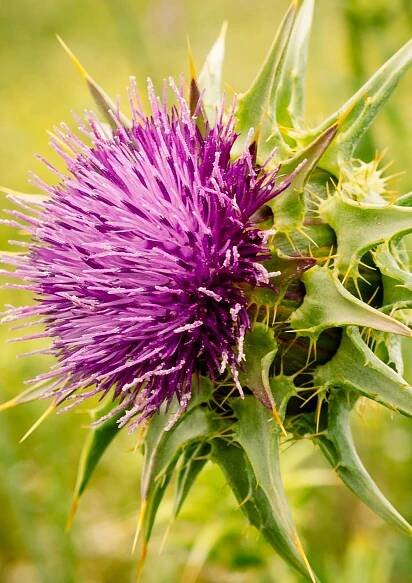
[0,1,411,582]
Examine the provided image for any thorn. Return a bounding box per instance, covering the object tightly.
[19,402,55,443]
[294,532,317,583]
[271,304,278,326]
[291,359,316,379]
[66,496,79,531]
[265,304,270,328]
[239,489,253,507]
[271,405,288,437]
[285,231,298,252]
[186,36,197,81]
[315,394,324,433]
[0,395,20,412]
[336,95,357,127]
[135,542,148,583]
[297,227,318,248]
[367,286,380,306]
[305,186,324,205]
[159,521,172,554]
[300,387,323,409]
[56,35,89,80]
[358,260,376,271]
[132,499,147,554]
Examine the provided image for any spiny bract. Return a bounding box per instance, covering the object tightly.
[1,1,411,581]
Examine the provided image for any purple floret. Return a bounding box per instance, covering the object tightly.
[2,79,289,429]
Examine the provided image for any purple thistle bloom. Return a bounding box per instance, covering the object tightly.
[2,79,289,430]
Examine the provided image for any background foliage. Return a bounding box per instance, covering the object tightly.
[0,1,411,582]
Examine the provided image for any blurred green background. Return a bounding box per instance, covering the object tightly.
[0,1,411,582]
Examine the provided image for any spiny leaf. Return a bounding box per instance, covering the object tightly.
[290,265,411,338]
[307,391,412,536]
[274,0,314,127]
[306,39,412,173]
[319,194,412,277]
[198,22,227,124]
[138,401,217,549]
[264,250,317,287]
[269,122,338,232]
[67,399,122,528]
[314,326,412,416]
[212,437,317,582]
[173,441,211,519]
[211,438,264,534]
[373,243,412,300]
[269,375,298,420]
[233,0,299,159]
[57,35,132,129]
[239,323,278,409]
[231,397,317,581]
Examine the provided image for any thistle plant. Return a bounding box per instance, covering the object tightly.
[1,1,411,580]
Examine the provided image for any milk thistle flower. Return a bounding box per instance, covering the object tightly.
[2,79,290,430]
[1,1,412,580]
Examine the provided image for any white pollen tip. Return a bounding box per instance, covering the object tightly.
[174,320,203,334]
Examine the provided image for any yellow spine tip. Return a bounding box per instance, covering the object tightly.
[56,34,89,80]
[135,543,148,583]
[271,406,288,437]
[19,403,55,443]
[186,36,197,80]
[132,499,147,554]
[0,398,19,412]
[221,20,228,35]
[66,496,79,531]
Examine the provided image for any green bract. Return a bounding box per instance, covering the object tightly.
[52,1,411,580]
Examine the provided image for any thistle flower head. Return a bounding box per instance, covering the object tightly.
[3,79,288,429]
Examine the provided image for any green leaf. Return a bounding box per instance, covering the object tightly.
[233,1,298,160]
[239,325,298,424]
[373,243,412,305]
[239,323,278,409]
[290,265,411,338]
[67,399,122,527]
[275,0,314,127]
[311,391,412,535]
[314,326,412,416]
[269,375,298,420]
[198,22,227,124]
[138,400,218,550]
[211,437,264,532]
[269,122,338,232]
[212,436,317,581]
[173,441,211,518]
[319,194,412,277]
[231,397,317,581]
[306,39,412,173]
